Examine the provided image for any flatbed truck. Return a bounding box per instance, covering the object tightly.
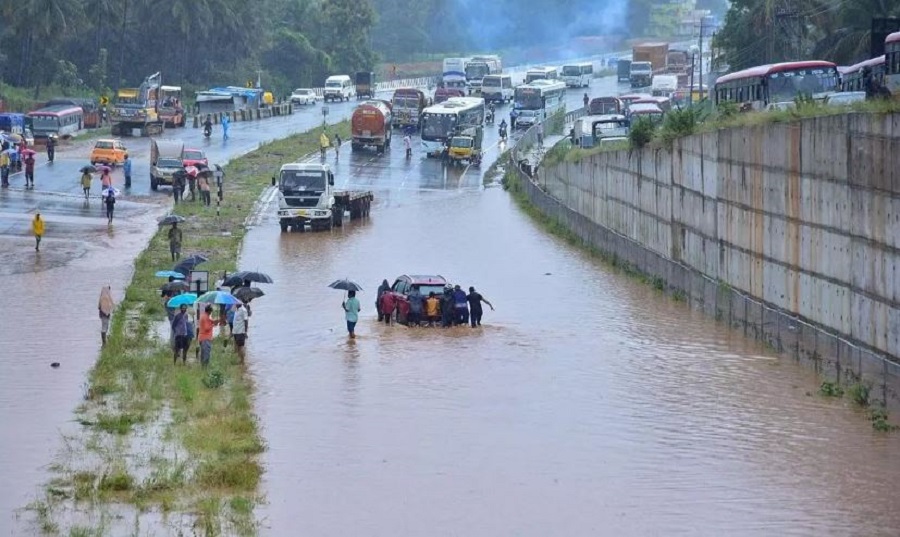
[274,162,373,232]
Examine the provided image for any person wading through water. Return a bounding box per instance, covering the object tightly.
[376,279,390,322]
[99,286,114,346]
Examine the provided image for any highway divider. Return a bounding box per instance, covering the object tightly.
[191,101,293,128]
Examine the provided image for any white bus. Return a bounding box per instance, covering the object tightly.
[650,74,678,98]
[525,66,559,84]
[512,79,566,128]
[561,62,593,87]
[442,57,470,89]
[420,97,485,155]
[465,55,503,94]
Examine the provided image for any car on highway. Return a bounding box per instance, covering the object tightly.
[89,138,128,166]
[182,148,208,168]
[389,274,449,325]
[291,88,319,105]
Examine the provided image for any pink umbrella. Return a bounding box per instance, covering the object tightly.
[21,148,36,156]
[184,165,199,177]
[97,165,111,172]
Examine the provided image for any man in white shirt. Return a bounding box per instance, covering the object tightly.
[231,303,249,364]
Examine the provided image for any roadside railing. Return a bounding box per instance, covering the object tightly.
[309,76,439,98]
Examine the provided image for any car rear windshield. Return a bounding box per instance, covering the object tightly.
[414,284,446,297]
[95,141,113,149]
[184,150,204,160]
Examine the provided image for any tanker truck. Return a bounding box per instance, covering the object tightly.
[351,100,393,153]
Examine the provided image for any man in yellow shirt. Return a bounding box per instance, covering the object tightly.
[0,148,9,187]
[319,130,330,159]
[32,212,44,251]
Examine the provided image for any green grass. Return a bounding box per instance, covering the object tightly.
[34,119,351,534]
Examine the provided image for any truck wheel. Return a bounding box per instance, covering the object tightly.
[280,221,288,233]
[333,208,343,227]
[150,176,158,191]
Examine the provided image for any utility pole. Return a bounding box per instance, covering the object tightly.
[775,7,801,61]
[697,17,705,101]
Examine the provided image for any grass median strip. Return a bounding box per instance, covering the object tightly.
[30,121,351,536]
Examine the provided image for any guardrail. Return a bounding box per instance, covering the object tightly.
[309,76,440,98]
[191,102,293,128]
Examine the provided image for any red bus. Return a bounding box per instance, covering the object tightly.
[841,55,885,92]
[27,105,84,139]
[885,32,900,96]
[713,61,840,110]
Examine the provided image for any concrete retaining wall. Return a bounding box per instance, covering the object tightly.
[520,112,900,407]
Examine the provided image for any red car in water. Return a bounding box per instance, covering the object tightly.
[389,274,449,324]
[182,148,208,168]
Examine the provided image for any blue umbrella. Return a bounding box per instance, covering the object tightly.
[196,290,242,305]
[167,293,198,308]
[156,270,186,279]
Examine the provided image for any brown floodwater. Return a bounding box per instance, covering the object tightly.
[238,136,900,536]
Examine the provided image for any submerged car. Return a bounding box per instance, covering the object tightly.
[389,274,449,325]
[291,88,319,105]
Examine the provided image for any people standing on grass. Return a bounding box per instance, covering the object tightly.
[168,222,182,261]
[231,302,249,364]
[343,290,361,338]
[198,305,215,366]
[32,212,44,251]
[171,304,191,364]
[198,173,211,206]
[172,171,185,204]
[466,286,494,327]
[99,286,114,346]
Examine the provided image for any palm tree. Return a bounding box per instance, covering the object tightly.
[10,0,81,85]
[812,0,900,64]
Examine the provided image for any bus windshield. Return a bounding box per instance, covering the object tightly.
[421,113,457,139]
[515,90,543,110]
[281,170,325,191]
[30,116,59,130]
[562,66,581,76]
[466,64,489,79]
[767,68,839,102]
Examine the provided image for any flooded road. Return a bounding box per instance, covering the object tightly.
[238,85,900,534]
[0,97,365,532]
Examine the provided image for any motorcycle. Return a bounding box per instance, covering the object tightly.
[485,110,494,124]
[203,125,212,138]
[499,125,507,142]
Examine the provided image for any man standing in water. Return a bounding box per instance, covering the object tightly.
[168,222,182,261]
[407,287,424,327]
[32,212,44,251]
[342,290,361,338]
[376,279,390,322]
[231,302,249,363]
[452,285,469,326]
[466,286,494,327]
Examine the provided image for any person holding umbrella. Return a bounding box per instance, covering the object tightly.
[100,166,112,197]
[168,222,183,261]
[80,167,93,200]
[171,304,192,364]
[343,290,361,339]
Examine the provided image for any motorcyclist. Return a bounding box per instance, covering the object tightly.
[203,115,213,136]
[486,102,495,123]
[498,119,507,141]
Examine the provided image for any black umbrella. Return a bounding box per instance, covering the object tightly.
[173,254,208,275]
[233,286,265,302]
[161,280,191,293]
[223,271,274,287]
[158,214,186,226]
[328,278,363,292]
[80,165,97,173]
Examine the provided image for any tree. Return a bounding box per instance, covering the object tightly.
[316,0,378,73]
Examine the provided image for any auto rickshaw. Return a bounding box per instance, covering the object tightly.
[447,125,483,167]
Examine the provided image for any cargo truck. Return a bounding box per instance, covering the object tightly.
[632,43,669,74]
[274,162,373,232]
[355,71,375,100]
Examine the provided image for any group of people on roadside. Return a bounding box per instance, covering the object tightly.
[165,284,251,367]
[320,129,342,159]
[377,280,494,328]
[172,166,219,207]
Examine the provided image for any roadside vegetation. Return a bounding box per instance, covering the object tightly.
[28,121,350,536]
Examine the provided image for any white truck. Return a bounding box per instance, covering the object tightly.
[274,162,373,232]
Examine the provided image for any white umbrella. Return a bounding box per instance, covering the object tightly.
[102,187,121,198]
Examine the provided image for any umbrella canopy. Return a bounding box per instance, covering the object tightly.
[328,278,363,292]
[223,271,274,287]
[161,280,191,293]
[166,293,198,308]
[233,286,265,302]
[158,214,185,226]
[2,133,23,144]
[97,165,111,172]
[196,290,243,305]
[185,165,199,177]
[21,148,36,156]
[173,254,208,275]
[102,187,120,198]
[155,270,186,279]
[80,165,97,173]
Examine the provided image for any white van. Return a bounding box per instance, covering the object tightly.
[323,75,354,102]
[481,75,514,103]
